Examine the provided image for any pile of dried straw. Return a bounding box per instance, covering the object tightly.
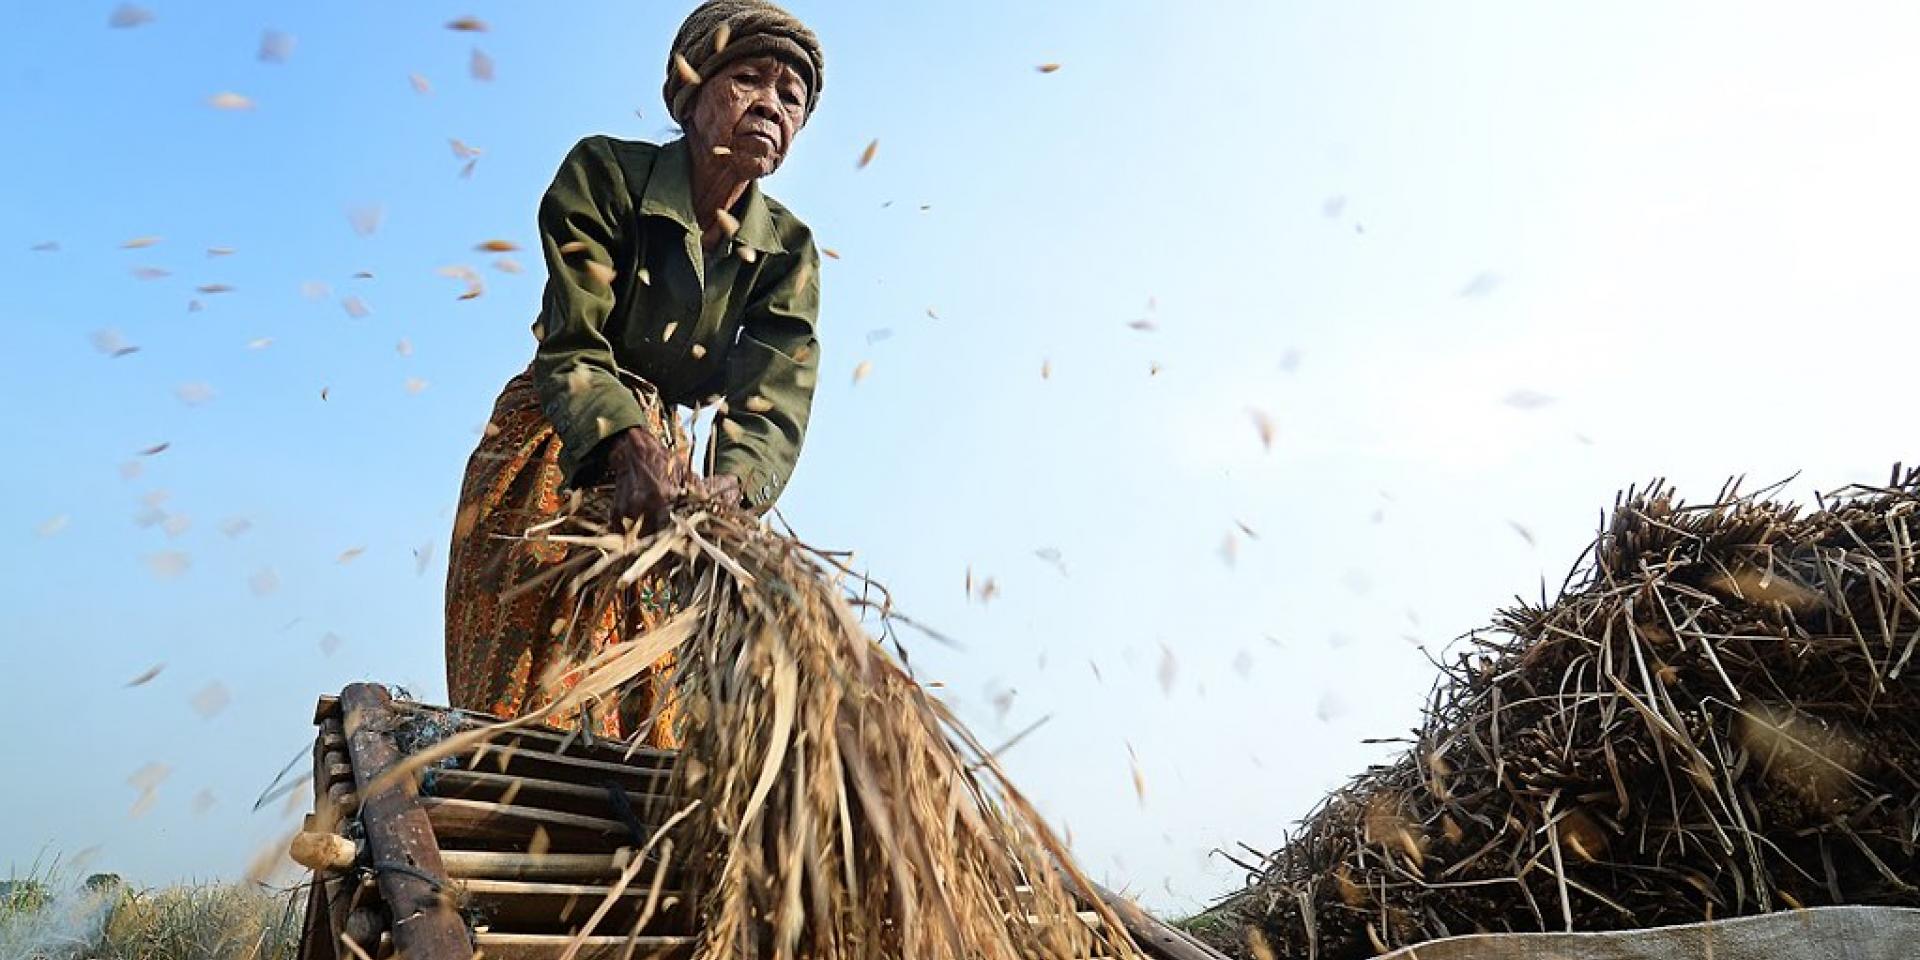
[385,483,1139,960]
[1194,473,1920,959]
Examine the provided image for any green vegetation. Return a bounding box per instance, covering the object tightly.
[1170,909,1237,944]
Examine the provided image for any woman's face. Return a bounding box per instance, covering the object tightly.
[688,55,808,178]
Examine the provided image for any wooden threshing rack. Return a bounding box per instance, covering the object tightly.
[292,682,1230,960]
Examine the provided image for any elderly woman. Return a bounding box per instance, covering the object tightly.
[444,0,825,746]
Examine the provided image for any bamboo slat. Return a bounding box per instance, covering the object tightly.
[430,767,675,822]
[423,797,640,849]
[392,701,676,767]
[455,878,686,932]
[460,743,674,793]
[441,851,631,882]
[1022,910,1107,930]
[466,932,694,960]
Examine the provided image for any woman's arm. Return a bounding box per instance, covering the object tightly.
[530,136,649,486]
[711,237,822,511]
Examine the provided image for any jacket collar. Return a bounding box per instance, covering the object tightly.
[639,137,787,256]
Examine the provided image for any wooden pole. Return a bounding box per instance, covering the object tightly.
[1089,883,1236,960]
[296,880,339,960]
[304,717,354,960]
[341,682,474,960]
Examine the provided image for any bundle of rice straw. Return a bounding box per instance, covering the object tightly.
[387,483,1142,960]
[1192,472,1920,960]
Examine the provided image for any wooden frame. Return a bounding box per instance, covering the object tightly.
[290,683,1232,960]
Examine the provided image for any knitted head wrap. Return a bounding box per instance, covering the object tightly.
[664,0,824,127]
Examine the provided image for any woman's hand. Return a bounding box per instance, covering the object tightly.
[607,427,687,532]
[700,473,742,506]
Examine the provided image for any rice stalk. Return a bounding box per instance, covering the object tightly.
[381,483,1139,960]
[1189,469,1920,958]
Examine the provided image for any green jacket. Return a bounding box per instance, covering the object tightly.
[531,135,822,510]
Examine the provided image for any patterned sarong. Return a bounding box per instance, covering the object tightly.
[443,367,684,746]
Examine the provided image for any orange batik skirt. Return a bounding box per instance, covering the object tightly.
[444,367,684,747]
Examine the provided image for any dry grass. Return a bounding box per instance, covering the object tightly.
[0,869,298,960]
[1192,471,1920,959]
[379,483,1140,960]
[98,883,300,960]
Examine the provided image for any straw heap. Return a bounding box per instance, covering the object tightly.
[1192,472,1920,959]
[469,484,1141,960]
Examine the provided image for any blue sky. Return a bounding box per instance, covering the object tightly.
[5,0,1920,914]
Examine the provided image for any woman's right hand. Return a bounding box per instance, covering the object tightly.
[606,426,686,532]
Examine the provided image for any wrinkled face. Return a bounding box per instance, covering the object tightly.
[687,55,809,178]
